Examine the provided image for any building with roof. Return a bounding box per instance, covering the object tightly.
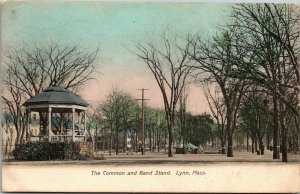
[23,83,88,142]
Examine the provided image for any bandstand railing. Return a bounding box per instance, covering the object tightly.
[30,135,86,142]
[50,135,86,142]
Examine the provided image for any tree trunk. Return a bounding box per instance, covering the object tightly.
[267,133,270,150]
[168,122,173,157]
[153,127,155,152]
[254,137,257,152]
[135,132,138,152]
[103,136,105,151]
[226,115,234,157]
[227,134,233,157]
[149,129,152,152]
[252,137,255,153]
[221,139,226,155]
[259,139,264,155]
[94,137,98,153]
[273,93,280,159]
[15,130,20,146]
[20,123,26,144]
[164,128,167,153]
[221,129,226,155]
[226,106,237,158]
[94,127,98,152]
[115,132,119,155]
[279,105,288,162]
[158,132,161,152]
[246,131,249,152]
[124,130,127,152]
[109,133,112,156]
[4,139,8,160]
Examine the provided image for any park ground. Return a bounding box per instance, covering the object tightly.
[2,149,300,166]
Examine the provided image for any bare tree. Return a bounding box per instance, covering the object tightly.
[188,29,248,157]
[2,43,99,145]
[239,90,272,155]
[134,35,193,157]
[2,72,27,145]
[152,108,167,153]
[202,84,227,154]
[232,4,300,86]
[144,107,156,152]
[228,3,299,161]
[175,86,189,151]
[144,107,168,152]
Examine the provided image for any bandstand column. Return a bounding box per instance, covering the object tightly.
[72,107,75,142]
[48,107,52,142]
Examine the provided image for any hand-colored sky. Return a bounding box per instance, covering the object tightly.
[1,1,233,114]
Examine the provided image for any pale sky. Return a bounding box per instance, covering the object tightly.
[1,1,232,114]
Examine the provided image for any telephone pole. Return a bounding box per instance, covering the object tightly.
[135,89,149,155]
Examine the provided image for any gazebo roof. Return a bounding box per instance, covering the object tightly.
[23,85,88,107]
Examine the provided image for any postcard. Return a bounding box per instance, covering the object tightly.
[1,0,300,192]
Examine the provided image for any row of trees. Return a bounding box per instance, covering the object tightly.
[86,87,217,155]
[134,3,299,161]
[87,88,141,155]
[0,42,218,159]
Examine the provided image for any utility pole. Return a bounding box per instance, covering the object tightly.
[135,89,149,155]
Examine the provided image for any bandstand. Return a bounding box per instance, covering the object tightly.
[23,84,88,143]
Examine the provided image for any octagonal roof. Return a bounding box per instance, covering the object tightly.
[23,85,88,107]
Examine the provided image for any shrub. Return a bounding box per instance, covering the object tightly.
[13,142,46,161]
[12,142,93,161]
